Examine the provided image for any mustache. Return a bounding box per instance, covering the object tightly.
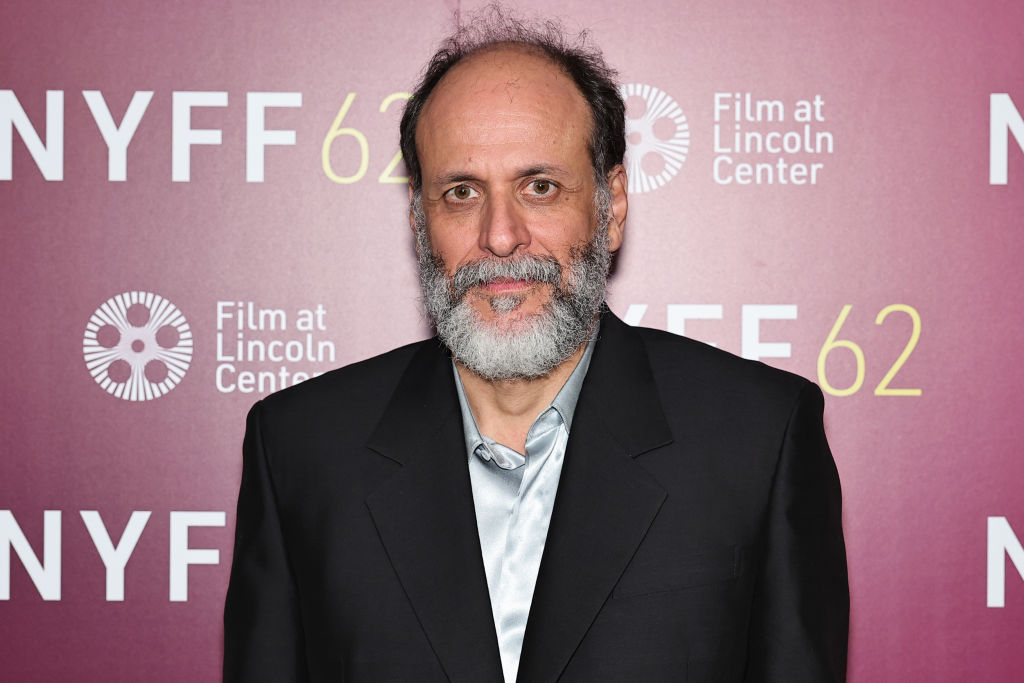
[449,255,562,300]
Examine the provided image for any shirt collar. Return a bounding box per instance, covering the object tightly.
[453,321,600,460]
[546,324,598,432]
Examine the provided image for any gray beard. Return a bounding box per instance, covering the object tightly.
[414,183,613,381]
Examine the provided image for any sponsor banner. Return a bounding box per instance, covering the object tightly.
[2,0,1023,681]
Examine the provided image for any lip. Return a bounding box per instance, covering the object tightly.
[479,278,535,294]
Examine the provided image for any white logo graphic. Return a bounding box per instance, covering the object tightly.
[83,291,193,401]
[620,83,690,193]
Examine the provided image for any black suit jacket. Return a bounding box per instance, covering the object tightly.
[224,311,849,682]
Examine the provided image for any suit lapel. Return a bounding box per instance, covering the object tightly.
[517,312,674,683]
[365,341,504,682]
[363,313,674,683]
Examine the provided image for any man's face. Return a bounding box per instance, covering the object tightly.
[413,46,625,332]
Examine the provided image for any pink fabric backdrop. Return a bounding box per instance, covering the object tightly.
[2,1,1023,680]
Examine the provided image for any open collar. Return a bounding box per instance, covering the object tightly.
[365,310,674,682]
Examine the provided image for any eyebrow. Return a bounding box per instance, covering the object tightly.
[431,164,570,187]
[518,164,572,179]
[432,172,480,186]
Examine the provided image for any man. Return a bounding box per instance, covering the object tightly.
[224,13,849,683]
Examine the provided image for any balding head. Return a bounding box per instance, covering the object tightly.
[399,8,625,192]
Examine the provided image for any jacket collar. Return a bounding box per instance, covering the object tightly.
[365,310,673,682]
[517,310,673,682]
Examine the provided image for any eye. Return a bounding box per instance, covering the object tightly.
[526,179,556,196]
[445,184,479,201]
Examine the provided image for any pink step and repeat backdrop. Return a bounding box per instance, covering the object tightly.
[2,0,1023,680]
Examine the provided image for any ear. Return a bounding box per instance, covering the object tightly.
[605,164,628,253]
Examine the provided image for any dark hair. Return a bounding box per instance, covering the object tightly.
[399,6,626,191]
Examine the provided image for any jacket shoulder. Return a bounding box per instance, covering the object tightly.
[254,338,435,434]
[631,325,815,409]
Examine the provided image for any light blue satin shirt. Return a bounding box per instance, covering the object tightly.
[452,329,598,683]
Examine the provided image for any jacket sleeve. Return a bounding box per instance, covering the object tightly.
[744,382,850,682]
[224,401,309,682]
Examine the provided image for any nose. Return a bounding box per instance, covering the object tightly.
[479,193,531,257]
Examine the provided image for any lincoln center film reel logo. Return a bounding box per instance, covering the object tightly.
[620,83,690,193]
[82,291,193,401]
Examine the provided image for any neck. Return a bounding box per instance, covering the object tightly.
[456,342,587,455]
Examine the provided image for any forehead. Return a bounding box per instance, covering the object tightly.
[415,46,592,169]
